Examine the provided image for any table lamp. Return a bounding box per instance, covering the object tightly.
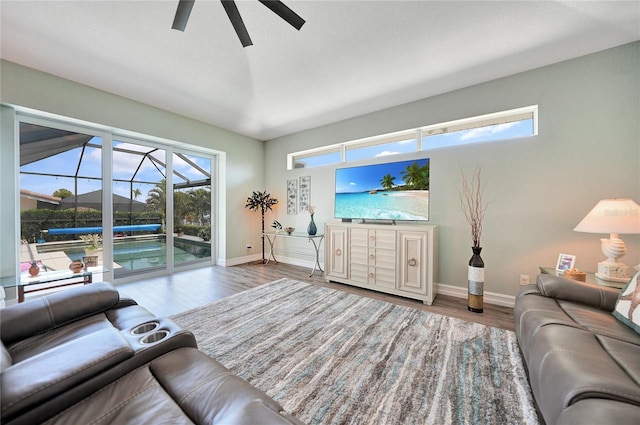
[574,198,640,282]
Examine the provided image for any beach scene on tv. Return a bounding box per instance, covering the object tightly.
[335,158,429,221]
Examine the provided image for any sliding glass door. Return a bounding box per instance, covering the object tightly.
[17,115,217,284]
[19,121,104,274]
[172,151,212,267]
[111,140,168,278]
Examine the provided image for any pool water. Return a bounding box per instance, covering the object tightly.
[65,238,211,271]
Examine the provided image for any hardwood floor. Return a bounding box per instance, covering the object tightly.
[116,262,516,331]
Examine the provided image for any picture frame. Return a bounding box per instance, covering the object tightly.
[556,254,576,272]
[83,255,98,268]
[299,175,311,213]
[287,179,298,215]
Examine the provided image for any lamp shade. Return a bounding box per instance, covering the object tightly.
[574,198,640,234]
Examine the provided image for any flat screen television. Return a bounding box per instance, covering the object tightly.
[334,157,430,221]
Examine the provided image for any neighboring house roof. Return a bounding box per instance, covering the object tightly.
[57,189,147,213]
[20,189,61,205]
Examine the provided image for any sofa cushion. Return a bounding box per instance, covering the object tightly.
[41,347,304,425]
[613,271,640,335]
[558,300,640,344]
[7,314,115,363]
[527,324,640,425]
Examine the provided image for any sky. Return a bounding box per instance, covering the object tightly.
[302,119,533,168]
[20,138,211,200]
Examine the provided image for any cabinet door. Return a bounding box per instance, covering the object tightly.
[326,226,348,279]
[397,231,427,295]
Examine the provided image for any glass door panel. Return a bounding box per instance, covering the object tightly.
[19,122,103,275]
[112,140,167,278]
[172,151,212,267]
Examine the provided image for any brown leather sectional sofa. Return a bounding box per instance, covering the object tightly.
[0,282,303,425]
[514,274,640,424]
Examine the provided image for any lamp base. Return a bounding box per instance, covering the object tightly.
[596,261,630,282]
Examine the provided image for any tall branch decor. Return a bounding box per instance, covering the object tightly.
[459,166,491,313]
[245,190,278,264]
[459,167,489,248]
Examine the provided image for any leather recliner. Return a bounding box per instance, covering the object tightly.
[0,282,303,425]
[514,274,640,424]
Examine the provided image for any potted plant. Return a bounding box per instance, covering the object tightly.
[245,190,278,264]
[80,233,102,253]
[80,233,103,267]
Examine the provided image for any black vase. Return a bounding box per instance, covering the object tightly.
[307,214,317,236]
[467,246,484,313]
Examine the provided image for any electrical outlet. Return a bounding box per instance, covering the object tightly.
[520,274,530,286]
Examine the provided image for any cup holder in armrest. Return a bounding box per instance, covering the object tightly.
[139,330,170,345]
[131,321,160,335]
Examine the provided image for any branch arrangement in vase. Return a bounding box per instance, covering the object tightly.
[458,166,491,248]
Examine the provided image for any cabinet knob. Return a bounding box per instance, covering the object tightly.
[369,254,375,259]
[335,248,342,256]
[408,258,417,267]
[369,272,375,278]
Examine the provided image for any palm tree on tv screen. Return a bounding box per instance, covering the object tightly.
[380,174,396,190]
[400,162,429,190]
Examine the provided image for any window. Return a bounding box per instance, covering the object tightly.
[17,112,218,283]
[288,147,342,169]
[287,105,537,169]
[345,131,417,162]
[421,106,537,149]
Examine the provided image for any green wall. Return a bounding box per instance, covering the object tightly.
[264,42,640,300]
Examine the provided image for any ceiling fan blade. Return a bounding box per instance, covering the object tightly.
[221,0,253,47]
[258,0,305,30]
[172,0,195,31]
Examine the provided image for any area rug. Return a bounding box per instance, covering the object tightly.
[170,278,539,425]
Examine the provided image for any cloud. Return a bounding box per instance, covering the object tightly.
[349,182,357,186]
[376,150,401,157]
[459,122,517,141]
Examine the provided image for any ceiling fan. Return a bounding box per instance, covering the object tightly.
[172,0,306,47]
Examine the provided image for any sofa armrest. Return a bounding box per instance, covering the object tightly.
[535,274,620,311]
[1,282,120,344]
[516,284,541,298]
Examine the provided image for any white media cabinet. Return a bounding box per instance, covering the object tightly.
[324,223,438,305]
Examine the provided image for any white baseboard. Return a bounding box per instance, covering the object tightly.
[221,257,515,308]
[220,254,317,268]
[437,283,515,308]
[219,254,261,267]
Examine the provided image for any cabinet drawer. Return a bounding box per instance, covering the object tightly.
[350,263,369,284]
[367,229,396,248]
[370,267,395,288]
[350,228,369,247]
[351,246,368,265]
[372,249,396,270]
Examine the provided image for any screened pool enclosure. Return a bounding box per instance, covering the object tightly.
[19,121,215,279]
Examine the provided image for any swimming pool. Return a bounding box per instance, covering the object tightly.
[39,237,211,272]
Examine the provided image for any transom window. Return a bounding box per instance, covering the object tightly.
[288,105,537,169]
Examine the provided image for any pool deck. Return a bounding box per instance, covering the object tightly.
[21,242,74,272]
[21,234,208,273]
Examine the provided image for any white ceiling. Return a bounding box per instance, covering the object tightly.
[1,1,639,140]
